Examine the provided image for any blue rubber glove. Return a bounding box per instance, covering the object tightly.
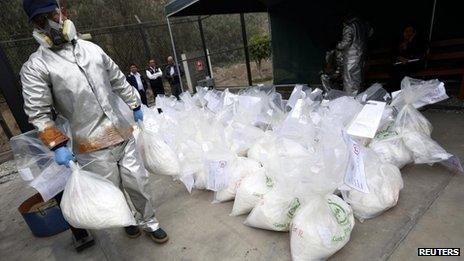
[133,108,144,122]
[54,146,74,168]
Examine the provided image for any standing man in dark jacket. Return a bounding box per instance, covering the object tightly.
[127,64,148,105]
[337,15,373,94]
[164,56,182,99]
[146,59,164,98]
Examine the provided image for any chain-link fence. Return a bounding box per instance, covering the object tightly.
[0,15,271,148]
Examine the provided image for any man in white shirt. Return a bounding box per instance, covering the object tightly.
[146,59,164,98]
[127,64,148,105]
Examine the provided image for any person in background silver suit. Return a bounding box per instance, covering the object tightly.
[337,14,373,94]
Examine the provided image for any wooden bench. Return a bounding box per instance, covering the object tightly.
[366,38,464,99]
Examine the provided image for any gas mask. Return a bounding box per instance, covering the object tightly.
[32,12,76,48]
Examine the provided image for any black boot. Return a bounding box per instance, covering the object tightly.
[124,225,141,238]
[72,229,95,252]
[148,228,169,244]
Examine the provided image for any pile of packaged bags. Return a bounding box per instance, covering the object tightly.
[12,76,457,258]
[134,76,459,260]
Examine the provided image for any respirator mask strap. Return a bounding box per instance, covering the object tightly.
[32,6,77,48]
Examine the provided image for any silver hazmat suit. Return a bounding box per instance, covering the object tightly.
[337,17,373,94]
[20,39,159,231]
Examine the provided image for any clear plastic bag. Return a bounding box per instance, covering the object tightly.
[391,77,448,110]
[213,157,264,203]
[224,122,264,156]
[341,149,403,221]
[244,185,301,231]
[10,116,72,201]
[138,122,180,176]
[231,169,273,216]
[247,133,310,166]
[290,194,355,261]
[402,131,452,164]
[369,131,413,169]
[244,154,322,232]
[394,105,432,136]
[60,162,136,229]
[356,83,390,103]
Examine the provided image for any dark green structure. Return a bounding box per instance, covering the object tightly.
[165,0,462,85]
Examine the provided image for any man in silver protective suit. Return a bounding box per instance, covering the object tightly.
[20,0,168,246]
[336,15,373,94]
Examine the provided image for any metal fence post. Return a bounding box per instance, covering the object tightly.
[198,16,211,78]
[181,53,193,92]
[135,15,152,60]
[166,17,184,92]
[240,13,253,86]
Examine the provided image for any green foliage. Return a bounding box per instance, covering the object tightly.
[248,34,271,76]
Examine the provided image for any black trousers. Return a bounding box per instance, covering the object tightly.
[150,79,165,96]
[137,89,148,105]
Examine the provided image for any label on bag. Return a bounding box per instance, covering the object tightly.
[343,132,369,193]
[206,160,229,191]
[440,155,464,175]
[347,101,386,138]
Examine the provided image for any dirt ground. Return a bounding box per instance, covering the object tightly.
[212,59,273,87]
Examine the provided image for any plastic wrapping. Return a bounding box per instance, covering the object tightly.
[60,162,136,229]
[394,105,432,136]
[10,116,72,201]
[247,134,310,167]
[224,122,264,156]
[290,195,355,261]
[231,170,273,216]
[369,131,413,169]
[244,185,301,231]
[402,131,452,164]
[214,157,264,203]
[356,83,390,103]
[391,77,448,110]
[341,149,403,221]
[138,122,180,176]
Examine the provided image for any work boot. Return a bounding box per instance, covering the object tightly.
[72,229,95,252]
[148,228,169,244]
[124,225,141,238]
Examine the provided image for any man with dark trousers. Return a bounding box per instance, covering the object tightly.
[164,56,182,99]
[146,59,164,98]
[127,64,148,105]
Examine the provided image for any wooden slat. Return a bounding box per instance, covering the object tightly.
[413,68,464,77]
[368,58,391,66]
[367,68,464,80]
[431,38,464,48]
[427,51,464,61]
[366,72,389,79]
